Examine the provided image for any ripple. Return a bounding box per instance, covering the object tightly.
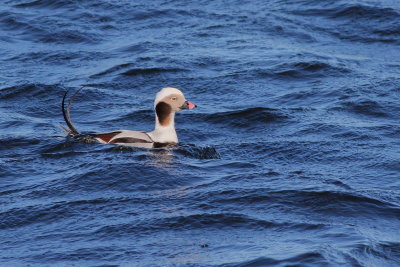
[176,144,220,159]
[1,0,400,266]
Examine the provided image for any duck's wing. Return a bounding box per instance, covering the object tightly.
[89,131,122,143]
[90,130,153,144]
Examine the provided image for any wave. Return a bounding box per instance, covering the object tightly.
[292,3,400,44]
[0,11,101,44]
[0,83,63,100]
[90,63,134,78]
[92,213,324,237]
[220,252,330,267]
[0,202,74,230]
[91,64,188,78]
[29,247,123,263]
[40,136,220,160]
[227,60,351,80]
[5,50,88,64]
[209,189,400,218]
[293,4,399,20]
[330,5,399,21]
[0,137,41,151]
[1,201,305,232]
[351,241,400,267]
[121,67,188,76]
[201,107,288,128]
[270,61,351,79]
[40,29,101,44]
[14,0,77,9]
[331,99,390,118]
[0,84,68,121]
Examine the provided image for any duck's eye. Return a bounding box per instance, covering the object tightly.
[171,97,177,101]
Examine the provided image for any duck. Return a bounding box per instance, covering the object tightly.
[61,87,196,148]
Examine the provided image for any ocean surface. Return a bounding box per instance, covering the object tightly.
[1,0,400,266]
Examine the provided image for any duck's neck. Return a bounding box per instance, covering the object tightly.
[149,112,178,143]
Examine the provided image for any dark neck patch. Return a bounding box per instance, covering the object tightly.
[156,101,172,126]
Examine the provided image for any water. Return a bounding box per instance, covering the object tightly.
[1,0,400,266]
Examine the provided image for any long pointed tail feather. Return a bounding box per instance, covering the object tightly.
[61,87,84,136]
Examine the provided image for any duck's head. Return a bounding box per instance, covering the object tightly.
[154,87,196,126]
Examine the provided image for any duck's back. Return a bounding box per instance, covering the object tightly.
[91,130,153,145]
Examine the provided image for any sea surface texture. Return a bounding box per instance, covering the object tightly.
[1,0,400,266]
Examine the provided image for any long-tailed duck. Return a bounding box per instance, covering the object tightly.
[62,87,196,148]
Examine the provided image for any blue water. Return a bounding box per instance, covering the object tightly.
[1,0,400,266]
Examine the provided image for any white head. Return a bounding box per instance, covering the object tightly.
[154,87,185,108]
[154,87,196,127]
